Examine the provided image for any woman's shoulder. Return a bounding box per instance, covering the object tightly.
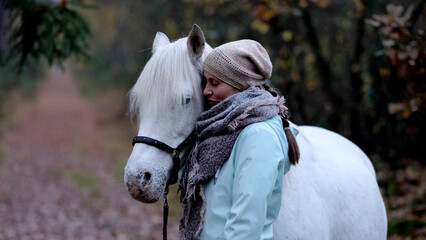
[244,115,300,138]
[239,115,283,141]
[232,115,288,166]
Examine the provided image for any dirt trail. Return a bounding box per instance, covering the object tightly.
[0,67,178,240]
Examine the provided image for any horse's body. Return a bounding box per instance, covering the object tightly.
[276,126,386,239]
[124,25,387,239]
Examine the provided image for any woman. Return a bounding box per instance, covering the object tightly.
[180,40,299,240]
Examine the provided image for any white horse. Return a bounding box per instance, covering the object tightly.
[124,25,387,239]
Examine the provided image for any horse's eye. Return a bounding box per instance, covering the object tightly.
[184,97,191,105]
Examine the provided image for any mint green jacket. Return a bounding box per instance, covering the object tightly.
[200,115,296,240]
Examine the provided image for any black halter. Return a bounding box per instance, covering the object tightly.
[132,131,197,240]
[132,131,197,185]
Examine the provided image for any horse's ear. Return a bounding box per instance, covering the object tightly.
[152,32,170,54]
[187,24,205,60]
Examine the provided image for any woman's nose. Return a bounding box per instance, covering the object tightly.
[203,85,212,96]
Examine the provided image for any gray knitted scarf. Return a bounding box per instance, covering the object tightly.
[179,88,287,240]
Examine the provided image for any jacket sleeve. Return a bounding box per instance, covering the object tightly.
[222,123,284,240]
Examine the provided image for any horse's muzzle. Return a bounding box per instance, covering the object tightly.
[124,169,164,203]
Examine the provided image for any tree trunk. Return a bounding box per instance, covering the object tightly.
[0,1,9,61]
[300,3,342,131]
[408,0,426,33]
[349,0,368,148]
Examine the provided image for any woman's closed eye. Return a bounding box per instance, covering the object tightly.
[208,78,219,87]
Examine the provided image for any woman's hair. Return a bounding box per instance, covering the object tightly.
[263,83,300,165]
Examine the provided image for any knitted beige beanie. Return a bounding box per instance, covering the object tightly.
[203,39,272,90]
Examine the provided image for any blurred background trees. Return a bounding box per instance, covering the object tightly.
[1,0,425,238]
[71,0,424,163]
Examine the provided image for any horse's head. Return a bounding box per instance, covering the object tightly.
[124,25,211,203]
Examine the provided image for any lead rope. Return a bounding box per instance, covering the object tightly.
[163,185,170,240]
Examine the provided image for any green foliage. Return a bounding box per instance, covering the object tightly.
[1,0,92,73]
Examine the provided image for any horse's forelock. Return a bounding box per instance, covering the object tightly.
[129,38,203,124]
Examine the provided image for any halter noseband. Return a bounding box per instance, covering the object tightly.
[132,131,197,185]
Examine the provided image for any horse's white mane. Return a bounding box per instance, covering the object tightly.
[129,37,204,121]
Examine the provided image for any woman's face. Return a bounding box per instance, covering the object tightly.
[203,71,241,108]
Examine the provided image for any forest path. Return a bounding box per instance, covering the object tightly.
[0,67,178,240]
